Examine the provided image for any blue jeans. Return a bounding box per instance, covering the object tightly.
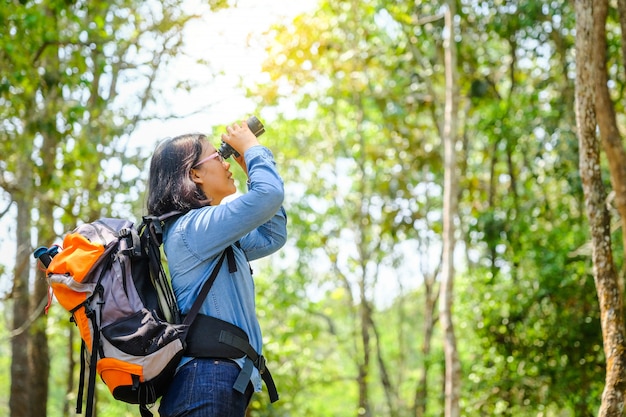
[159,358,253,417]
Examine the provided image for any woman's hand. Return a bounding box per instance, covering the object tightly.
[221,120,259,155]
[221,120,260,175]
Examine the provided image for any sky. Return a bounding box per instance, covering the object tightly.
[128,0,317,150]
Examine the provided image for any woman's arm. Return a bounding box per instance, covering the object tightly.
[239,206,287,261]
[183,146,285,259]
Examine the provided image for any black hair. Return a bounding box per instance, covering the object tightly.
[146,133,212,216]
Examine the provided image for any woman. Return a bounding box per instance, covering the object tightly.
[146,120,287,417]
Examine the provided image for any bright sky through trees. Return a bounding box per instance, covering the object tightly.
[128,0,317,150]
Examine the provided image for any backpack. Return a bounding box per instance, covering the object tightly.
[35,212,187,417]
[35,213,280,416]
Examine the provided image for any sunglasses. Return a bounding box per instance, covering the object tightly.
[192,152,225,168]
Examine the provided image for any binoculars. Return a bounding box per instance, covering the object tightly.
[218,115,265,159]
[34,245,60,268]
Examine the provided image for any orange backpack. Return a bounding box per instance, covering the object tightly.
[36,214,185,417]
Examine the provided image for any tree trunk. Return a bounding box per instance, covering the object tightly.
[440,2,461,417]
[366,299,397,417]
[10,196,33,417]
[63,326,76,416]
[357,277,372,417]
[27,4,64,412]
[30,190,54,416]
[575,1,626,415]
[29,268,50,417]
[593,0,626,274]
[414,270,438,417]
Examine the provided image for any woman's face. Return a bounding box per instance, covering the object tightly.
[190,143,236,205]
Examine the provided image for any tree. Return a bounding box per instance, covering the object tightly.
[439,2,461,416]
[575,0,626,415]
[593,0,626,287]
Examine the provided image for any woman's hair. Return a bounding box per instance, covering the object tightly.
[147,133,212,216]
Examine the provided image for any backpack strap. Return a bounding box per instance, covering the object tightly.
[158,210,184,222]
[75,256,113,417]
[220,330,279,402]
[142,210,183,246]
[226,245,237,273]
[140,211,184,324]
[76,340,86,414]
[84,304,101,417]
[185,314,280,402]
[182,248,229,328]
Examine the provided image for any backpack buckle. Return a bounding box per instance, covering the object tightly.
[119,227,142,257]
[255,355,266,374]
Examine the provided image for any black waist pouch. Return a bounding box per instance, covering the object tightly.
[184,314,249,359]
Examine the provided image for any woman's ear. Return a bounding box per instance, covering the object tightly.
[190,168,203,185]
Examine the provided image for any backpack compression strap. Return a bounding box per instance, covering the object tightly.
[220,330,280,402]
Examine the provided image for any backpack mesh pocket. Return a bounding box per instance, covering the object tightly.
[101,308,186,356]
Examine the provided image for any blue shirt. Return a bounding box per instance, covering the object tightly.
[163,145,287,391]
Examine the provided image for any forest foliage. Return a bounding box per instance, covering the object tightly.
[1,0,625,416]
